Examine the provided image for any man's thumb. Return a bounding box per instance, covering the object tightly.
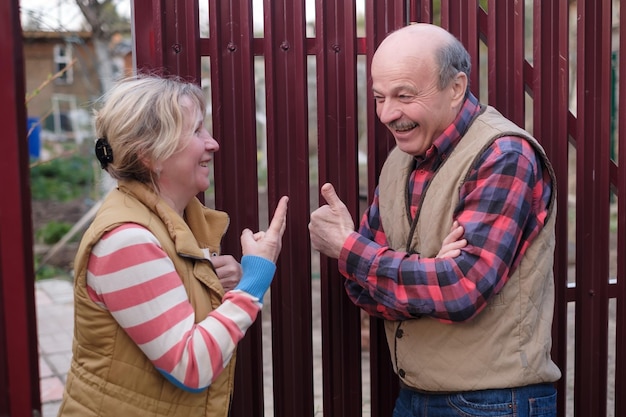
[321,183,343,208]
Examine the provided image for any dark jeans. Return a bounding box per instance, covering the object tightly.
[392,383,557,417]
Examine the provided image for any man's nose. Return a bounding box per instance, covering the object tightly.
[377,101,401,124]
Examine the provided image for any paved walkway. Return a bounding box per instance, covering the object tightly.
[35,278,74,417]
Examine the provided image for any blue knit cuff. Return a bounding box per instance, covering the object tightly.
[234,255,276,301]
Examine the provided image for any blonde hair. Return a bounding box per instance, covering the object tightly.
[94,74,207,188]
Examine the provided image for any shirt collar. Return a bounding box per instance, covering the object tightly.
[418,93,482,163]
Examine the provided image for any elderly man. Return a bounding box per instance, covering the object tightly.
[309,23,560,417]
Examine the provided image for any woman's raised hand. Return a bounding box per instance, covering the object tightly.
[240,196,289,263]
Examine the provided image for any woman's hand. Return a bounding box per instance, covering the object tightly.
[240,196,289,263]
[211,255,242,292]
[436,220,466,258]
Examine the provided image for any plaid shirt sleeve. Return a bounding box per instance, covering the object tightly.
[339,136,552,323]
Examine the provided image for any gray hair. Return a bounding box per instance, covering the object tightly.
[436,36,472,97]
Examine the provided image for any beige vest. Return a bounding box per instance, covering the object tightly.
[58,180,236,417]
[378,106,561,391]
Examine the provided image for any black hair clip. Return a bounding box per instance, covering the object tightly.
[95,137,113,169]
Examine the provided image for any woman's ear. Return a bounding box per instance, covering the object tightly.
[140,154,160,175]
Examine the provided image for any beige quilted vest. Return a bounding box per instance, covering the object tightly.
[58,180,236,417]
[378,106,561,391]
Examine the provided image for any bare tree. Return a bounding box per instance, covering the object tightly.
[74,0,130,92]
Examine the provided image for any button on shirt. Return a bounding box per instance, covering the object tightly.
[339,94,553,323]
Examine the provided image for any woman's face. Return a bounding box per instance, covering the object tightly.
[156,96,219,211]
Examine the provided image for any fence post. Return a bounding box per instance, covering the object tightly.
[0,1,41,416]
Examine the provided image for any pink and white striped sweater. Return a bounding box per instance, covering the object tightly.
[86,223,274,392]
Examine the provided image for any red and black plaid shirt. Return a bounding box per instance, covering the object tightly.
[339,94,553,323]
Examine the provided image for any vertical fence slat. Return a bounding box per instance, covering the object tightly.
[486,0,525,126]
[133,0,200,80]
[176,0,202,80]
[132,0,164,71]
[614,3,626,416]
[441,0,480,97]
[162,0,200,80]
[530,1,571,415]
[0,1,40,416]
[207,1,264,416]
[263,0,315,415]
[575,1,612,416]
[409,0,433,24]
[315,0,363,415]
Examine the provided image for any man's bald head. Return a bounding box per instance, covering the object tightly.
[373,23,471,94]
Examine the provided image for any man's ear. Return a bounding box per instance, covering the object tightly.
[450,72,468,107]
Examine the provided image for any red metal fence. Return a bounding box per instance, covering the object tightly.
[1,0,624,416]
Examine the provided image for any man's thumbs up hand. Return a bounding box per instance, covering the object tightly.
[309,183,355,259]
[320,183,345,210]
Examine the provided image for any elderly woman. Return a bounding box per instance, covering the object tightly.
[58,74,288,417]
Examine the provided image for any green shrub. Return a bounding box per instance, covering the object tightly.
[34,257,71,281]
[36,220,74,245]
[30,153,95,202]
